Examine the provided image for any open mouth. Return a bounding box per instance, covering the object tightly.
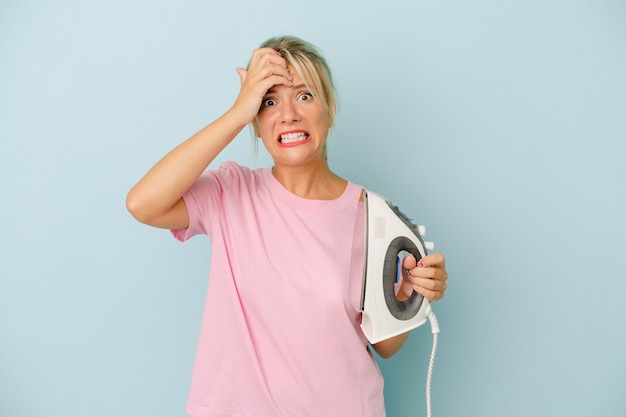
[278,131,310,146]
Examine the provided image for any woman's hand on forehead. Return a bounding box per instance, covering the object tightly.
[231,48,294,126]
[246,47,293,87]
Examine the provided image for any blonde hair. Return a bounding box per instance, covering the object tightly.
[250,36,338,140]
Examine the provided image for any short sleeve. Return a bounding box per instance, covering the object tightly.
[170,169,224,242]
[169,161,250,242]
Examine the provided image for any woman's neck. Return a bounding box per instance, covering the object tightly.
[271,161,347,200]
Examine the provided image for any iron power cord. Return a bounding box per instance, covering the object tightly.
[425,311,439,417]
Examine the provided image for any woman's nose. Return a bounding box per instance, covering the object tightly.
[279,100,300,123]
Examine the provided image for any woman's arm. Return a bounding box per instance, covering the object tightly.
[126,48,292,230]
[125,111,247,229]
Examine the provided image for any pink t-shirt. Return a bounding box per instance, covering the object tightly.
[172,162,385,417]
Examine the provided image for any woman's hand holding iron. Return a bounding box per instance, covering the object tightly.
[400,253,448,302]
[373,253,448,358]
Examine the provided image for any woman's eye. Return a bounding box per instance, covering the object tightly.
[262,98,276,107]
[299,93,313,101]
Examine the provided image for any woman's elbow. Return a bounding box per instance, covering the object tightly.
[371,332,410,359]
[125,190,150,223]
[372,344,400,359]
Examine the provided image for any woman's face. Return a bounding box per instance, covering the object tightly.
[256,70,330,167]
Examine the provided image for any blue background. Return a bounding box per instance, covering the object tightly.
[1,1,625,416]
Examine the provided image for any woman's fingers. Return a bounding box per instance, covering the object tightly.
[247,48,292,84]
[402,253,448,302]
[230,48,294,125]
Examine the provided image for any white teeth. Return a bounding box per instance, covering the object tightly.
[280,132,308,143]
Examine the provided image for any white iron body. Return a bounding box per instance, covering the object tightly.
[360,190,433,344]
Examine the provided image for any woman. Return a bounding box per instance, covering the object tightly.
[127,35,448,417]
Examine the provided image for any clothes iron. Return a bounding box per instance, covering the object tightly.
[360,190,434,344]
